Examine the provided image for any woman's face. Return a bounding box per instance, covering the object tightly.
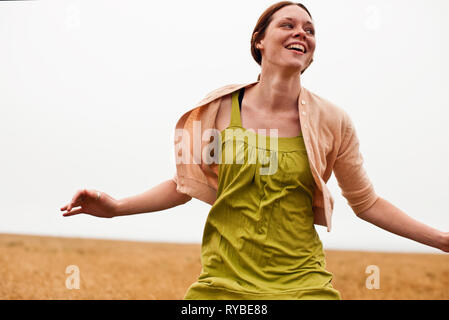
[257,5,316,73]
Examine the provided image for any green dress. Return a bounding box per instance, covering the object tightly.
[183,88,342,300]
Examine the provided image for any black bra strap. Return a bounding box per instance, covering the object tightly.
[238,87,245,112]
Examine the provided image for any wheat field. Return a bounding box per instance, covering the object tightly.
[1,233,448,300]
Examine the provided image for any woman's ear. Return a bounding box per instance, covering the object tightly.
[253,32,263,50]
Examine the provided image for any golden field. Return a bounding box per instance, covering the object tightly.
[1,233,448,300]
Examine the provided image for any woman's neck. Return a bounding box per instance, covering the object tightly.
[250,70,302,113]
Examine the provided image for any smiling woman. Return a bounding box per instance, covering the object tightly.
[171,0,449,299]
[251,1,315,80]
[60,0,449,301]
[178,2,344,300]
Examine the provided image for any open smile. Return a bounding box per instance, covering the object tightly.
[287,48,305,55]
[285,42,307,55]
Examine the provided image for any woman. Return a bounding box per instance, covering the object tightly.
[60,2,449,300]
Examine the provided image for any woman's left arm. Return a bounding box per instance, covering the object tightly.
[332,112,449,253]
[357,197,449,253]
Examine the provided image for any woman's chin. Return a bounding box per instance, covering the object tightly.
[264,59,305,74]
[281,62,304,73]
[279,58,305,69]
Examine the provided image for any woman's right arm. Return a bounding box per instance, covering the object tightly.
[115,179,192,217]
[60,179,192,218]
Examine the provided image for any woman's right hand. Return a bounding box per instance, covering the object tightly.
[60,189,119,218]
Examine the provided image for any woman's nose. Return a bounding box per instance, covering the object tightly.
[293,29,307,40]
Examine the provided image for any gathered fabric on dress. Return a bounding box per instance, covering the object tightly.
[183,88,341,300]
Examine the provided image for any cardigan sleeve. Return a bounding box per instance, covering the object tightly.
[332,114,379,215]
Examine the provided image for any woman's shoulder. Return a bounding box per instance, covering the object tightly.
[195,83,250,108]
[303,87,351,126]
[304,87,347,114]
[174,83,245,130]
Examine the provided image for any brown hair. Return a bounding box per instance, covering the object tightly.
[251,1,314,80]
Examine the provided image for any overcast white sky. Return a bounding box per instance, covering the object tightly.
[1,0,448,254]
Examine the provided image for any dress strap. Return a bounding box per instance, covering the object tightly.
[230,88,244,128]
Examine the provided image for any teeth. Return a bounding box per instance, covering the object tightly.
[286,44,305,53]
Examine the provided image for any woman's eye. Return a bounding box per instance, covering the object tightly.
[282,23,315,35]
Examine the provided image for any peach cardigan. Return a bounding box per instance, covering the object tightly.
[172,81,379,232]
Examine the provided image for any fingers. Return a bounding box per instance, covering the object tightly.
[62,207,84,217]
[61,188,100,215]
[67,189,88,212]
